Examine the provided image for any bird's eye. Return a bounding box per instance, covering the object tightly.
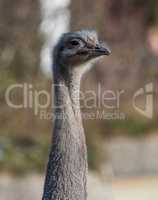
[70,40,80,46]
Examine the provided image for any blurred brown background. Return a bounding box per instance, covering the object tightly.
[0,0,158,199]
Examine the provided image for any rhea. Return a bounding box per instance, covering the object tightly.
[42,30,111,200]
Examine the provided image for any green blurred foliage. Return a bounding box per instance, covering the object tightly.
[0,135,49,175]
[133,0,158,24]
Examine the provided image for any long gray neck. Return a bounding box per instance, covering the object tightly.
[42,64,87,200]
[54,66,83,123]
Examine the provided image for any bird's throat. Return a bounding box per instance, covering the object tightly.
[54,67,83,124]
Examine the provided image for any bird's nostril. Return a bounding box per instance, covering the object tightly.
[95,46,100,49]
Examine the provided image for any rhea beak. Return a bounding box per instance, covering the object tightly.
[77,45,111,57]
[93,45,111,56]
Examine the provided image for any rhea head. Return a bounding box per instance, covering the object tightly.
[53,30,111,76]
